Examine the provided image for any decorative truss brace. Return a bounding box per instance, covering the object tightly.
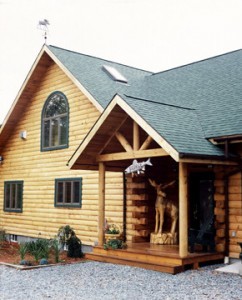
[97,120,168,162]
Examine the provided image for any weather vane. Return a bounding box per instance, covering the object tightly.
[37,19,50,44]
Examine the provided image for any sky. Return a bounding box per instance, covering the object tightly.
[0,0,242,123]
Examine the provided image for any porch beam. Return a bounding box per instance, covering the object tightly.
[179,162,188,258]
[97,148,168,162]
[98,162,106,246]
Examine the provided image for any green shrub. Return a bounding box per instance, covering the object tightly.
[25,239,50,262]
[19,243,28,260]
[103,239,126,250]
[0,229,6,250]
[50,238,61,263]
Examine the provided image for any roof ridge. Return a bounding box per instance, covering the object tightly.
[124,94,195,110]
[48,45,152,74]
[152,49,242,76]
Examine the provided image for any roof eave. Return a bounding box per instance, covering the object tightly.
[209,134,242,145]
[179,152,238,165]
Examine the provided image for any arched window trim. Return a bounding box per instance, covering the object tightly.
[41,91,69,151]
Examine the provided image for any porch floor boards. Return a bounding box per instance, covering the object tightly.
[85,243,224,274]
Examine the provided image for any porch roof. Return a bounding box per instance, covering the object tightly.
[68,95,234,172]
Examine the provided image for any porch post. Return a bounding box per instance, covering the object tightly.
[98,162,105,246]
[179,162,188,257]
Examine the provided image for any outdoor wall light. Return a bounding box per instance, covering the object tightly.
[0,156,3,164]
[20,130,27,139]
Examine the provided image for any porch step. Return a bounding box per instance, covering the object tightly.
[92,246,182,265]
[86,252,183,274]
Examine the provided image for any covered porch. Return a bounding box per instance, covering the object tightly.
[68,95,234,273]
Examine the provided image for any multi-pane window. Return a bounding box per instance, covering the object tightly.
[4,181,23,212]
[42,91,69,150]
[55,178,82,207]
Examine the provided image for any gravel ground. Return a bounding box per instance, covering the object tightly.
[0,261,241,300]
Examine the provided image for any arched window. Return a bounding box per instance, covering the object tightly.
[41,91,69,150]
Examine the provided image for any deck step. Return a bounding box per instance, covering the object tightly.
[86,252,183,274]
[92,247,182,265]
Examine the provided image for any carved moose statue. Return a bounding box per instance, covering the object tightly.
[149,179,178,242]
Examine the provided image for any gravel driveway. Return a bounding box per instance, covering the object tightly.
[0,261,241,299]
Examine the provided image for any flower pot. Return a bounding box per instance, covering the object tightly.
[105,233,120,242]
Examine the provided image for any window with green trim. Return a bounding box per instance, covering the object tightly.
[55,178,82,207]
[41,91,69,151]
[4,181,23,212]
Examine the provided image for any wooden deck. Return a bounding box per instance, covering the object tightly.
[86,243,224,274]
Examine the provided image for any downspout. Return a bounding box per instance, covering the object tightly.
[123,172,127,242]
[224,175,229,256]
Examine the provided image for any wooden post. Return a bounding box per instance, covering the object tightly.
[98,162,105,246]
[133,121,140,151]
[179,162,188,257]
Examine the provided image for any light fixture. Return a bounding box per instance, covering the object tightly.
[0,156,3,164]
[20,131,27,139]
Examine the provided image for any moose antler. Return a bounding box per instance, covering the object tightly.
[149,179,175,190]
[161,180,176,190]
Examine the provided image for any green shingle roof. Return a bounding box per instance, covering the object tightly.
[122,95,225,157]
[48,45,151,108]
[48,45,242,158]
[127,49,242,140]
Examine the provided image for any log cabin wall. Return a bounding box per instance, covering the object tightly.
[214,166,227,254]
[126,175,152,243]
[0,59,123,246]
[214,165,242,258]
[228,171,242,258]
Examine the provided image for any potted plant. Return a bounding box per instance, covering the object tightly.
[57,225,84,258]
[105,221,121,242]
[103,239,127,250]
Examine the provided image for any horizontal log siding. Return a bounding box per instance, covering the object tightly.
[214,166,226,254]
[0,62,123,246]
[214,165,242,258]
[125,175,150,243]
[228,173,242,258]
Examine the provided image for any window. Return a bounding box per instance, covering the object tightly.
[4,181,23,212]
[41,91,69,151]
[55,178,82,207]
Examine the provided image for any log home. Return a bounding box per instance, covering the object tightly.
[0,45,242,273]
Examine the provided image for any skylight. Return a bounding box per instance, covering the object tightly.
[102,65,128,84]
